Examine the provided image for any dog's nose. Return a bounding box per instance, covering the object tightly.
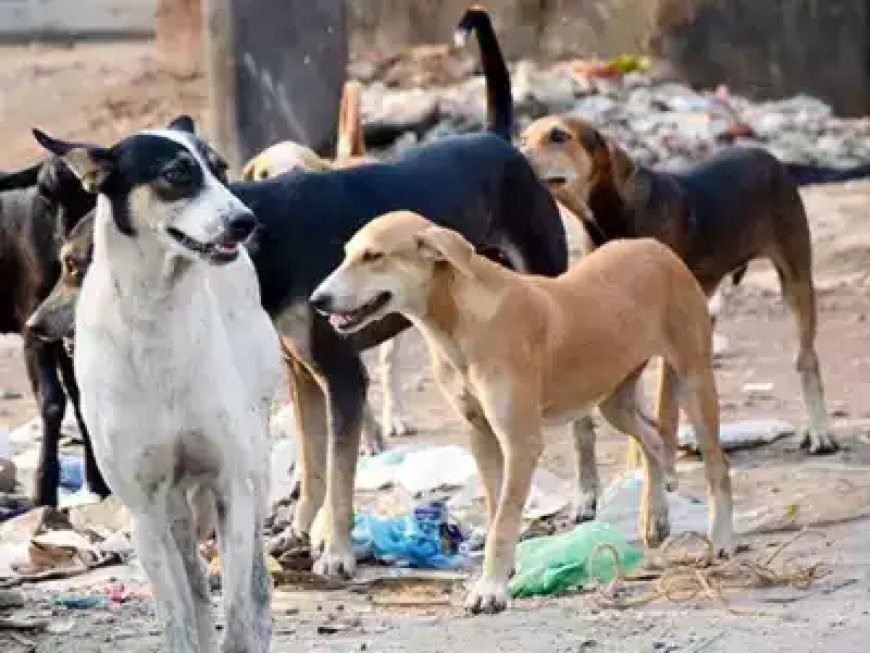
[226,211,258,241]
[309,291,333,314]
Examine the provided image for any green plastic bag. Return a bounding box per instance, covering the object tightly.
[509,521,643,598]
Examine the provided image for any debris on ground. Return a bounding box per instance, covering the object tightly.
[350,500,467,569]
[509,521,643,598]
[356,445,477,495]
[0,499,132,584]
[679,418,794,452]
[356,54,870,172]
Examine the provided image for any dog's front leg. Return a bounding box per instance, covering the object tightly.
[56,347,112,499]
[287,359,328,540]
[572,416,599,522]
[133,488,209,652]
[24,338,64,507]
[217,476,271,653]
[466,382,542,614]
[313,351,368,578]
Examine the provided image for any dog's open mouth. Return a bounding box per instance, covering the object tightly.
[166,227,241,264]
[544,176,568,188]
[326,291,392,333]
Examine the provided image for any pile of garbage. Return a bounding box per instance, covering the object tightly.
[355,51,870,171]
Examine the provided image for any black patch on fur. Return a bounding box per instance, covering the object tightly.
[99,134,206,236]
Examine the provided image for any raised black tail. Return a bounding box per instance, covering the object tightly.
[785,162,870,186]
[455,6,513,140]
[0,161,42,191]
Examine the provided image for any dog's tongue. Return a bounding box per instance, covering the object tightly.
[329,313,353,329]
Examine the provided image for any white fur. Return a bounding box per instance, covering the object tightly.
[75,129,282,652]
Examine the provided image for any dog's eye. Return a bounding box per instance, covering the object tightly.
[63,257,78,278]
[162,159,195,185]
[360,251,382,263]
[549,127,571,144]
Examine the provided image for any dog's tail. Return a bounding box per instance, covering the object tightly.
[0,161,42,191]
[785,162,870,186]
[336,80,366,160]
[455,5,513,140]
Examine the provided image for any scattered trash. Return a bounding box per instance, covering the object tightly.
[598,529,831,612]
[351,500,467,569]
[596,471,710,540]
[52,593,106,610]
[679,418,794,452]
[0,503,132,583]
[356,445,477,495]
[0,588,24,609]
[359,56,870,172]
[0,458,14,494]
[449,467,570,522]
[59,455,83,491]
[509,521,643,598]
[742,382,775,397]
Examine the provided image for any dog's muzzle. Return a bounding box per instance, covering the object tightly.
[309,290,392,334]
[166,211,258,265]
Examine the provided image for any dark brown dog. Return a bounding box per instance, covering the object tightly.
[521,115,836,463]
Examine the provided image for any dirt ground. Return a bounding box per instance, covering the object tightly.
[1,41,870,653]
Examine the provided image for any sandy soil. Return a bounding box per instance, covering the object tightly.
[1,41,869,653]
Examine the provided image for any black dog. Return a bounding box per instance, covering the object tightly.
[0,157,109,506]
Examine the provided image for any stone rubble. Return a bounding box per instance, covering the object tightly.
[356,55,870,170]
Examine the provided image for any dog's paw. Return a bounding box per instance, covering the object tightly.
[572,492,597,523]
[464,577,509,615]
[799,428,839,455]
[312,542,356,579]
[385,417,416,438]
[710,531,735,561]
[640,508,670,549]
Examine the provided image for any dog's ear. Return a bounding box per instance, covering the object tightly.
[167,115,196,134]
[605,138,636,190]
[415,226,475,277]
[32,129,112,194]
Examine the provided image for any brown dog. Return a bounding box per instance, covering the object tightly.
[521,115,836,469]
[311,210,734,614]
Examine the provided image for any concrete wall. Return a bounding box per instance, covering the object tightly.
[0,0,155,39]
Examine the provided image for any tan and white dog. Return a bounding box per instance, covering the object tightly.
[311,210,734,614]
[242,80,415,447]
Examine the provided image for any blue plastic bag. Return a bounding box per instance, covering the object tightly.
[59,455,83,490]
[351,501,465,569]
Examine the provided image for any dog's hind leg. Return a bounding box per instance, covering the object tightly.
[217,478,271,653]
[379,334,414,437]
[673,368,734,558]
[655,361,680,492]
[571,416,599,522]
[773,255,837,454]
[133,488,205,652]
[25,338,64,507]
[56,348,112,500]
[598,372,670,548]
[287,357,329,540]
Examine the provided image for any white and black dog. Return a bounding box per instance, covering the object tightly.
[34,117,282,653]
